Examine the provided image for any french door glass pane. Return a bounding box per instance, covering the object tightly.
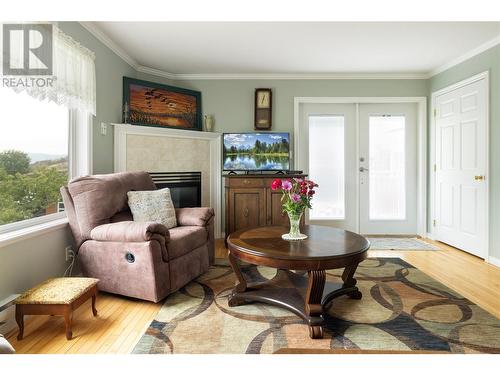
[369,116,406,220]
[309,115,345,220]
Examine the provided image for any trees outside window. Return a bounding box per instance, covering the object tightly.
[0,88,69,227]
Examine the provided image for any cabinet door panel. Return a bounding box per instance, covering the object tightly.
[231,189,266,231]
[268,190,288,226]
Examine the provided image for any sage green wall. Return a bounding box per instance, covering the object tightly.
[429,44,500,260]
[137,73,429,135]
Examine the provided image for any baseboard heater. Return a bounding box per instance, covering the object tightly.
[0,295,19,313]
[0,294,20,335]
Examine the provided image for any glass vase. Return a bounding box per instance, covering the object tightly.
[282,211,308,240]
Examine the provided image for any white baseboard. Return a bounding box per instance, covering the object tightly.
[487,256,500,268]
[425,232,435,240]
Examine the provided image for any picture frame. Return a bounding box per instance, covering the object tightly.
[123,77,202,131]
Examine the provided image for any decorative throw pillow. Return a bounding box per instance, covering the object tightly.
[127,188,177,229]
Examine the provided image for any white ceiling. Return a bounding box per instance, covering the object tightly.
[89,22,500,76]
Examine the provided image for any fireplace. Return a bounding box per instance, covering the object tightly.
[149,172,202,208]
[113,123,222,236]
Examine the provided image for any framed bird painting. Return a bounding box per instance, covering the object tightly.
[122,77,202,131]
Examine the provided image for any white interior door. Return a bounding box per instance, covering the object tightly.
[434,77,488,258]
[297,103,357,231]
[359,103,418,234]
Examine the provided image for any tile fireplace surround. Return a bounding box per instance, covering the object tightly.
[112,123,222,237]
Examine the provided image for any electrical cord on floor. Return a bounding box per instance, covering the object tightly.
[63,249,77,277]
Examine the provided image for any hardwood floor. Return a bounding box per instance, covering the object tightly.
[6,238,500,354]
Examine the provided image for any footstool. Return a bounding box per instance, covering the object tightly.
[14,277,99,340]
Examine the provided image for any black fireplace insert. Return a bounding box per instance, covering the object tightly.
[149,172,201,208]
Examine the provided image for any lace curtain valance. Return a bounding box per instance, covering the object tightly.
[6,25,96,115]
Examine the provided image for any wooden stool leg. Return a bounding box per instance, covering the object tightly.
[91,292,98,316]
[15,306,24,340]
[64,308,73,340]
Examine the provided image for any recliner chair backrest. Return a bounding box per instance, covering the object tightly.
[62,171,156,249]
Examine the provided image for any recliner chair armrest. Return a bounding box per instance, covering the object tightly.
[175,207,215,227]
[90,221,169,242]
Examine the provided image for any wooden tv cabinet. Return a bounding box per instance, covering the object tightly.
[224,174,307,238]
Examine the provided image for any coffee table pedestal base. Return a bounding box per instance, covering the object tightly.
[228,264,362,339]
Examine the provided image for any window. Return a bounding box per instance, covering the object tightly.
[0,87,70,229]
[308,115,345,220]
[369,115,406,220]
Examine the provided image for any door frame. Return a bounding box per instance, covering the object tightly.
[294,96,427,237]
[429,71,489,259]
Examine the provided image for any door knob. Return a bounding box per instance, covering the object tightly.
[359,167,369,172]
[474,175,485,181]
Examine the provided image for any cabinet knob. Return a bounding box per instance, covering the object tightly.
[243,179,249,184]
[244,207,249,217]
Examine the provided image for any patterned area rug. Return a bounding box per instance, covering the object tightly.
[367,238,440,251]
[133,258,500,354]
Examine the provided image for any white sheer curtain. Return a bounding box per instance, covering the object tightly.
[9,25,96,115]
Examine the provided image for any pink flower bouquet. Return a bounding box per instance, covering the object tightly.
[271,177,318,240]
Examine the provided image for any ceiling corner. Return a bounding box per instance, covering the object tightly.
[79,21,139,69]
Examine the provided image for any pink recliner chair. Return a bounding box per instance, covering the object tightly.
[60,171,214,302]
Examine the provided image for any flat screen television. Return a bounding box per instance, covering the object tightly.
[223,132,290,171]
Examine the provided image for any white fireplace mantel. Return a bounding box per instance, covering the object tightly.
[111,123,222,237]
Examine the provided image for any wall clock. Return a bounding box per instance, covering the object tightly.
[254,88,272,130]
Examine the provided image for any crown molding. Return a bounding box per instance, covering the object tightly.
[79,22,139,69]
[429,34,500,77]
[136,65,177,80]
[136,62,428,80]
[137,68,428,80]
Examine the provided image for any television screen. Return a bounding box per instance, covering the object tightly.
[223,132,290,171]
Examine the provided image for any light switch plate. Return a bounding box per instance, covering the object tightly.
[100,122,107,136]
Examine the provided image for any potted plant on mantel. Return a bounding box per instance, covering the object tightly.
[271,177,318,240]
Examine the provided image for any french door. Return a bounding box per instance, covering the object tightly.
[298,103,358,231]
[434,75,488,258]
[298,102,418,235]
[359,103,418,234]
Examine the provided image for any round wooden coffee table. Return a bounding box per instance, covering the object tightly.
[226,225,370,339]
